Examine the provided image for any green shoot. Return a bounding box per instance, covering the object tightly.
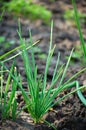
[0,39,41,63]
[72,0,86,60]
[72,0,86,106]
[0,63,18,120]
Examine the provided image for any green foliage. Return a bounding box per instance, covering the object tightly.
[0,21,86,125]
[72,0,86,106]
[0,63,17,120]
[15,21,85,123]
[0,36,15,49]
[71,45,86,65]
[0,13,86,125]
[72,0,86,60]
[0,36,5,43]
[0,10,5,21]
[64,9,86,23]
[0,39,40,63]
[3,0,52,23]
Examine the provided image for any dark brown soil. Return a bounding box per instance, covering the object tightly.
[0,0,86,130]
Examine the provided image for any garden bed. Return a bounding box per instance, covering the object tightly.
[0,0,86,130]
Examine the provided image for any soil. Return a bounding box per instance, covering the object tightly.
[0,0,86,130]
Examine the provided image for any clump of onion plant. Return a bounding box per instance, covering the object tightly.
[0,10,17,121]
[0,63,17,120]
[16,21,86,123]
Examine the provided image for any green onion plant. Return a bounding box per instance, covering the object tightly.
[0,63,18,120]
[72,0,86,62]
[72,0,86,106]
[13,21,85,123]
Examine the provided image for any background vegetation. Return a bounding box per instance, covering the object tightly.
[0,0,52,24]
